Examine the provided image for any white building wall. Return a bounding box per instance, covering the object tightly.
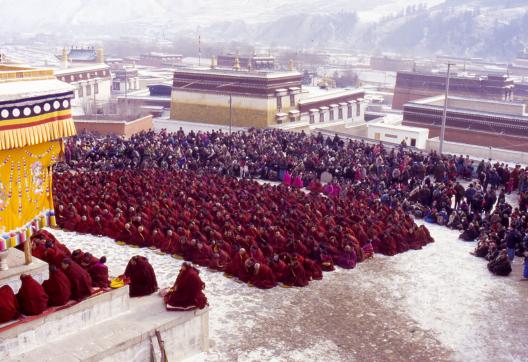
[172,90,272,111]
[71,78,112,115]
[367,124,428,149]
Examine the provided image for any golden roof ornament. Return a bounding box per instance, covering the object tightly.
[234,56,241,71]
[288,59,295,71]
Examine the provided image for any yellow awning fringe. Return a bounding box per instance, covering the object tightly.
[0,118,76,151]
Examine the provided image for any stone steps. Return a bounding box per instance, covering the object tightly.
[5,293,209,362]
[0,286,130,360]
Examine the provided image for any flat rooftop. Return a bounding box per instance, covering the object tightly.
[174,67,301,80]
[299,86,364,104]
[408,95,528,117]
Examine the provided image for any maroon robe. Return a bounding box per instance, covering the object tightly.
[124,256,159,297]
[42,266,72,306]
[283,260,309,287]
[164,265,208,310]
[0,285,19,323]
[270,259,288,283]
[303,258,323,280]
[225,251,248,278]
[336,248,357,269]
[250,263,277,289]
[88,258,110,288]
[63,261,93,300]
[16,275,49,316]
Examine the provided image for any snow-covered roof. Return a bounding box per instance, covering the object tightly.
[68,48,96,61]
[54,63,109,75]
[0,78,74,102]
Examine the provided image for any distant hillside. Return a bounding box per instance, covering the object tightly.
[203,1,528,60]
[1,0,526,60]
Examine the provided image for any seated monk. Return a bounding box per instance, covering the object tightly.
[0,285,19,323]
[42,265,72,306]
[269,254,288,283]
[336,245,357,269]
[61,258,93,300]
[16,274,49,316]
[225,248,248,278]
[71,249,85,265]
[87,256,110,288]
[34,230,71,257]
[208,249,231,272]
[320,252,335,272]
[80,252,99,270]
[250,262,277,289]
[283,258,309,287]
[30,239,47,261]
[163,262,208,311]
[191,241,213,267]
[362,242,374,259]
[308,179,323,195]
[124,256,159,297]
[303,257,323,280]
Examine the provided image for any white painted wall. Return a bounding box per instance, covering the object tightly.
[368,124,429,149]
[71,78,112,115]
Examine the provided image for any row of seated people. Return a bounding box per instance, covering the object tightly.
[0,230,106,324]
[0,249,208,324]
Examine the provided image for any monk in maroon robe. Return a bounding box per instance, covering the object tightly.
[303,257,323,280]
[42,265,72,306]
[191,242,213,266]
[61,259,93,301]
[250,262,277,289]
[124,256,159,297]
[283,258,309,287]
[336,245,357,269]
[0,285,19,323]
[16,274,49,316]
[87,256,110,288]
[164,263,208,311]
[269,255,288,283]
[225,248,248,278]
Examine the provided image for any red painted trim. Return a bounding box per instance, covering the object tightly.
[0,114,71,131]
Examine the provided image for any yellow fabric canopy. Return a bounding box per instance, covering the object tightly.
[0,109,75,151]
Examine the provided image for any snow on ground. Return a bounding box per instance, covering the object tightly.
[47,218,527,361]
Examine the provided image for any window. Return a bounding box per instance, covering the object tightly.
[309,114,315,124]
[78,85,83,97]
[356,102,361,116]
[290,94,295,107]
[410,138,417,147]
[113,82,121,91]
[86,84,91,96]
[94,83,99,95]
[330,110,334,121]
[338,108,343,120]
[384,133,397,139]
[319,113,324,123]
[347,105,352,118]
[276,96,282,111]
